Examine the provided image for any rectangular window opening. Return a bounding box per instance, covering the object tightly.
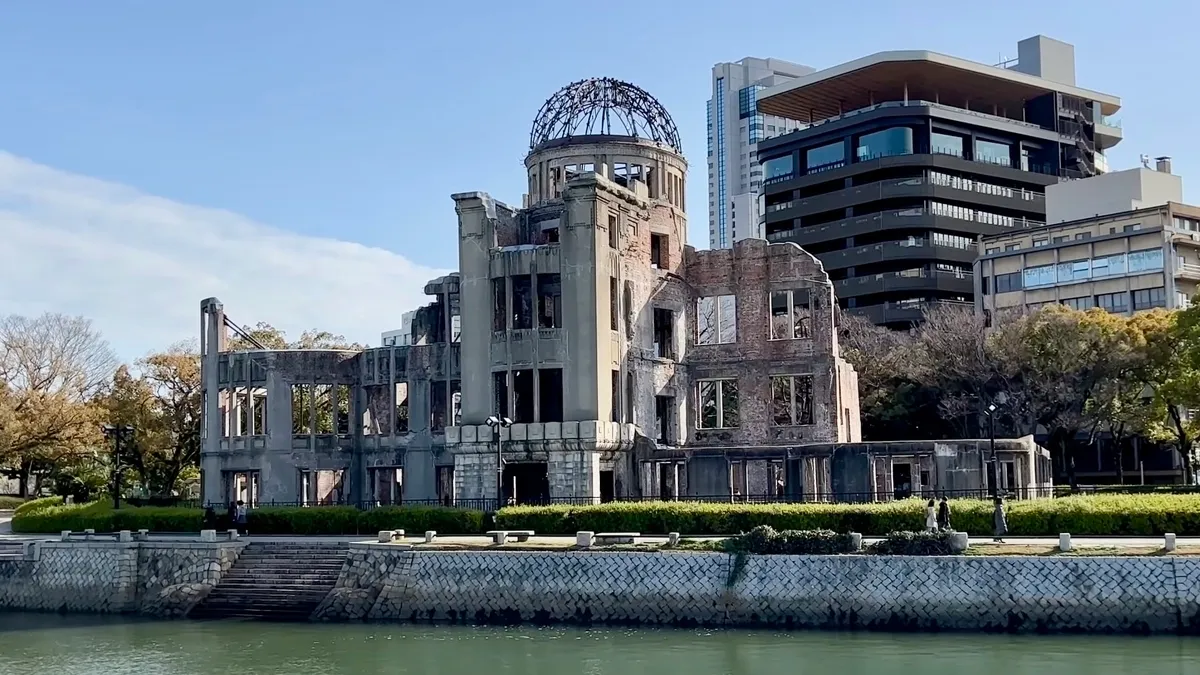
[291,384,312,434]
[698,379,739,429]
[609,277,619,331]
[769,289,811,339]
[492,278,507,331]
[697,295,737,344]
[394,382,409,433]
[655,395,675,445]
[538,368,564,422]
[493,371,509,418]
[653,308,675,359]
[511,276,533,330]
[611,370,621,422]
[608,213,619,249]
[537,273,562,329]
[513,370,535,423]
[651,233,669,268]
[771,375,815,426]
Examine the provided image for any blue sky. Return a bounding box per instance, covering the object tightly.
[0,1,1193,358]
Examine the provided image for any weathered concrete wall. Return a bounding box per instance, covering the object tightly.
[0,541,242,617]
[314,545,1200,634]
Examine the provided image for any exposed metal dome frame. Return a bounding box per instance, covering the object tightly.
[529,77,682,153]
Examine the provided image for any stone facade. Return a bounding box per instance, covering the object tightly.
[313,545,1200,634]
[0,541,242,617]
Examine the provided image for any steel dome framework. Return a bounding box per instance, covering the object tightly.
[529,78,682,153]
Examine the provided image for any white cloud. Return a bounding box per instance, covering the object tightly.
[0,151,449,360]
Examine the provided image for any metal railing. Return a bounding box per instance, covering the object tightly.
[836,269,973,287]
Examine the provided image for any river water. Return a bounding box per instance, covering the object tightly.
[0,612,1196,675]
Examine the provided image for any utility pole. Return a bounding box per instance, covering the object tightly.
[103,424,134,509]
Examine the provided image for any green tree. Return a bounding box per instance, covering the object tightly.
[1132,309,1200,483]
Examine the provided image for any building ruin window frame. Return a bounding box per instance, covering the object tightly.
[697,378,740,430]
[771,374,815,427]
[768,289,812,340]
[696,295,737,345]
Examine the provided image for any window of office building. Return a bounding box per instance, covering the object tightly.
[1056,259,1090,284]
[1096,292,1129,313]
[1092,253,1127,278]
[931,131,964,157]
[855,127,913,162]
[975,139,1012,167]
[805,142,844,171]
[762,154,794,181]
[1128,248,1165,273]
[1062,296,1092,311]
[931,232,974,250]
[1133,287,1167,310]
[1024,265,1056,288]
[994,272,1022,293]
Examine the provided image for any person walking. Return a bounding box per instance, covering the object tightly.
[235,500,248,535]
[924,499,938,532]
[937,497,951,532]
[992,496,1008,543]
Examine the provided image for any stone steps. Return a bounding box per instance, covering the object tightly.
[188,543,348,622]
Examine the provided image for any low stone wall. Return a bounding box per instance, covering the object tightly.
[0,540,243,617]
[314,544,1200,634]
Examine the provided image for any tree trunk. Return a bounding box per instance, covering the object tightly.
[17,459,32,499]
[1115,434,1126,485]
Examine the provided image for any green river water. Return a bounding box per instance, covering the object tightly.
[0,612,1196,674]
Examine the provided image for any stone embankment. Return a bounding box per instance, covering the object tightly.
[0,538,242,617]
[313,543,1200,634]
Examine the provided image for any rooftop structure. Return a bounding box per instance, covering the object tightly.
[755,35,1122,328]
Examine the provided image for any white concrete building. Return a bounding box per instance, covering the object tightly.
[707,57,814,249]
[1045,159,1182,224]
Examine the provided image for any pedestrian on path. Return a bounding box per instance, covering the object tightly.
[992,496,1008,543]
[924,499,938,532]
[235,500,248,535]
[937,497,951,532]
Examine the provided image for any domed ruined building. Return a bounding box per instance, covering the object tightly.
[199,79,1048,508]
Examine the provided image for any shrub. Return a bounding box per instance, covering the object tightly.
[495,494,1200,537]
[724,525,858,555]
[358,506,485,535]
[11,500,202,533]
[15,495,64,515]
[867,530,957,556]
[0,496,25,510]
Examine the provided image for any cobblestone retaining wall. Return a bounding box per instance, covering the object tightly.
[0,541,243,617]
[314,544,1200,634]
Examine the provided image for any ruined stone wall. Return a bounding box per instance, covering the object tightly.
[312,545,1200,634]
[0,541,242,617]
[684,240,847,448]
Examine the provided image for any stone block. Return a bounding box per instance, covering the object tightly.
[424,531,437,543]
[667,532,680,547]
[561,421,579,439]
[949,532,969,553]
[227,529,240,541]
[580,420,597,440]
[544,422,562,439]
[118,531,132,542]
[61,531,72,541]
[200,530,217,543]
[576,531,595,548]
[137,529,150,541]
[849,532,863,552]
[378,531,393,543]
[1059,533,1072,552]
[445,426,461,443]
[511,424,528,441]
[461,426,477,443]
[1166,533,1177,552]
[528,423,545,441]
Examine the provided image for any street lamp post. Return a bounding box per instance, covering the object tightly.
[102,424,134,510]
[984,392,1009,500]
[486,415,513,509]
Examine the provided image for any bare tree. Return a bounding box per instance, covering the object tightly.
[0,313,117,496]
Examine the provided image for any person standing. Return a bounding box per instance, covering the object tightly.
[992,497,1008,543]
[937,497,951,532]
[924,499,938,532]
[235,500,248,535]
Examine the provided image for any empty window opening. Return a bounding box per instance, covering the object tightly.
[625,372,635,425]
[291,384,312,434]
[336,384,351,435]
[653,308,675,359]
[697,295,737,344]
[772,375,815,426]
[502,462,549,506]
[892,462,913,500]
[225,470,260,507]
[646,167,658,199]
[611,370,621,422]
[436,466,455,507]
[513,369,535,423]
[492,278,507,331]
[430,380,460,432]
[730,460,746,498]
[609,213,619,249]
[770,289,812,340]
[623,281,635,337]
[769,461,785,498]
[537,273,562,328]
[655,395,675,445]
[609,277,619,330]
[600,470,615,503]
[538,368,564,422]
[545,227,560,243]
[493,371,509,418]
[314,384,334,434]
[370,467,403,505]
[698,379,739,429]
[651,233,669,268]
[394,382,409,433]
[512,276,533,330]
[251,390,267,435]
[613,162,631,189]
[315,469,346,505]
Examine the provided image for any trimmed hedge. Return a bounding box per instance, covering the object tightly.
[12,501,485,536]
[724,525,857,555]
[495,494,1200,537]
[14,495,62,515]
[0,496,25,510]
[867,530,957,555]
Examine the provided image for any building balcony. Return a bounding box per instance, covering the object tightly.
[835,269,974,299]
[815,238,979,271]
[767,206,1044,247]
[767,100,1048,138]
[846,299,974,325]
[765,175,1045,226]
[1177,262,1200,281]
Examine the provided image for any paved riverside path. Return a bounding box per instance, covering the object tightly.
[0,511,11,535]
[0,529,1196,549]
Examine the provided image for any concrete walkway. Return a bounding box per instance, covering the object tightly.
[0,529,1194,549]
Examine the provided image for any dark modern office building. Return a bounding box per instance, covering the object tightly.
[754,35,1122,327]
